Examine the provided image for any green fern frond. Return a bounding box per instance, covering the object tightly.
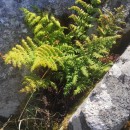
[97,6,125,36]
[4,37,37,68]
[21,75,57,93]
[31,45,63,71]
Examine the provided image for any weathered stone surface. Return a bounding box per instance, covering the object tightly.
[68,46,130,130]
[0,0,74,118]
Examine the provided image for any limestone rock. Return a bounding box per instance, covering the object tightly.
[68,46,130,130]
[0,0,74,118]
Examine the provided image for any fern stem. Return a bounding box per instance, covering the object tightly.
[41,68,50,79]
[18,92,34,121]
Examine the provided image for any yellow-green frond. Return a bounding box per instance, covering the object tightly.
[21,75,57,93]
[4,37,38,68]
[31,45,63,71]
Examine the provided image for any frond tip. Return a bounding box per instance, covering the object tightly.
[4,37,37,68]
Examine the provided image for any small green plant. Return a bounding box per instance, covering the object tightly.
[4,0,125,95]
[97,5,125,36]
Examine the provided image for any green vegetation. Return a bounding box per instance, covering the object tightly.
[3,0,125,129]
[4,0,124,96]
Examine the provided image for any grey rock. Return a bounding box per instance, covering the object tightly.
[0,0,74,118]
[68,46,130,130]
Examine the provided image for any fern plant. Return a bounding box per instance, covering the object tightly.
[4,0,125,95]
[97,5,126,36]
[62,0,124,95]
[21,8,70,46]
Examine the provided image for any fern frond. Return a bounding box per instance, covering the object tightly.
[31,45,63,71]
[4,46,29,68]
[21,75,57,93]
[98,6,125,36]
[4,37,37,68]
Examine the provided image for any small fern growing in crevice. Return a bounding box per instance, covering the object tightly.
[97,5,126,36]
[4,0,125,95]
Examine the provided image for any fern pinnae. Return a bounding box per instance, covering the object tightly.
[42,15,49,23]
[69,14,79,23]
[38,45,55,56]
[48,58,58,71]
[76,0,93,12]
[21,39,32,52]
[21,75,57,93]
[30,16,41,26]
[31,58,46,71]
[31,45,63,71]
[53,57,64,69]
[27,13,36,24]
[34,37,43,45]
[72,74,78,86]
[50,15,61,28]
[21,8,33,21]
[5,46,30,68]
[47,45,57,55]
[26,36,38,50]
[15,45,26,53]
[74,85,82,95]
[40,13,49,24]
[35,31,46,39]
[35,48,49,57]
[46,22,54,32]
[34,24,43,34]
[69,6,86,17]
